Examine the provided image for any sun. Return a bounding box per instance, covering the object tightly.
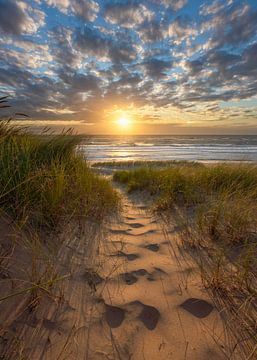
[117,116,129,127]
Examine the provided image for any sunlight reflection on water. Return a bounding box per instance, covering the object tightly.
[77,135,257,162]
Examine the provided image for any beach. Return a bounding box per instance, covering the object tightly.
[1,0,257,357]
[0,129,256,359]
[78,135,257,162]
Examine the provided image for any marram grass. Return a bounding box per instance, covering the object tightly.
[114,164,257,244]
[0,120,119,229]
[92,159,202,168]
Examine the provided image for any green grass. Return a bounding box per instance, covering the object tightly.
[92,159,202,168]
[0,120,119,229]
[114,164,257,205]
[114,164,257,244]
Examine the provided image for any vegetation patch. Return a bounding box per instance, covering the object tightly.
[0,120,119,230]
[92,159,202,169]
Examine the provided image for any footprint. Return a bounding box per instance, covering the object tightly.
[121,272,138,285]
[105,304,125,328]
[146,276,155,282]
[109,229,131,235]
[146,268,167,282]
[180,298,214,318]
[120,269,150,284]
[137,229,156,236]
[43,318,57,331]
[42,318,66,332]
[113,251,140,261]
[154,267,167,274]
[126,253,140,261]
[132,269,148,276]
[82,270,103,289]
[138,303,160,330]
[145,243,160,252]
[126,222,144,228]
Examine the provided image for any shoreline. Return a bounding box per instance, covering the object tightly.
[77,134,257,164]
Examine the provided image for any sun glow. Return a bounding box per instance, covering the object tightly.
[117,116,130,127]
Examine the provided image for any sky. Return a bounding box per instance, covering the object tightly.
[0,0,257,134]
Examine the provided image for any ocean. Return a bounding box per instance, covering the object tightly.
[77,135,257,162]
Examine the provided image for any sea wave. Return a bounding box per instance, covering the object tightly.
[77,135,257,162]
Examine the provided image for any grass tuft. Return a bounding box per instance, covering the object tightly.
[0,120,119,229]
[92,159,202,168]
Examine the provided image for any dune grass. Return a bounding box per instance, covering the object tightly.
[92,159,202,168]
[114,164,257,246]
[0,120,119,230]
[115,163,257,203]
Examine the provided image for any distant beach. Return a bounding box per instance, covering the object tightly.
[78,135,257,162]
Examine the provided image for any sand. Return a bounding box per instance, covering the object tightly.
[84,190,229,360]
[0,189,242,359]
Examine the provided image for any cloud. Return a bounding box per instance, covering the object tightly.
[142,58,172,78]
[138,15,197,45]
[138,20,167,42]
[75,26,138,63]
[71,0,99,21]
[104,1,153,28]
[202,3,257,48]
[49,26,82,68]
[75,26,109,60]
[115,73,142,87]
[46,0,70,13]
[227,43,257,81]
[168,16,198,45]
[0,0,45,35]
[59,71,100,93]
[0,46,51,72]
[157,0,187,11]
[186,49,240,77]
[47,0,99,21]
[200,0,233,16]
[181,43,257,105]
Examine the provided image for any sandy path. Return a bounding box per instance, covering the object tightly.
[1,190,238,359]
[86,190,229,360]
